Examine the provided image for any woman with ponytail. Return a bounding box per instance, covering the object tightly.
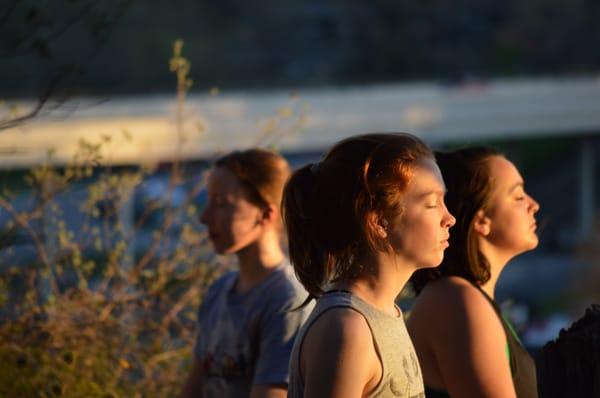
[283,133,456,398]
[179,149,311,398]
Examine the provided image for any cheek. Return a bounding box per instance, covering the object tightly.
[211,210,261,253]
[389,212,446,268]
[502,205,528,229]
[228,208,260,236]
[211,209,235,228]
[391,213,438,248]
[491,205,535,246]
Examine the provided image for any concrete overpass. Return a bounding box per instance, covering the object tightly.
[2,76,600,165]
[1,76,599,238]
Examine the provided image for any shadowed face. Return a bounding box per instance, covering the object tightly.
[484,156,540,256]
[200,167,265,254]
[386,158,456,269]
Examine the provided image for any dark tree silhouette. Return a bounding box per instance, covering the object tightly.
[538,304,600,397]
[0,0,134,130]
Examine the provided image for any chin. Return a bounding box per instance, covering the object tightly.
[528,240,539,250]
[526,236,539,250]
[514,241,538,257]
[419,256,444,270]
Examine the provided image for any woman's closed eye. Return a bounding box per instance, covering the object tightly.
[425,195,445,209]
[425,198,441,209]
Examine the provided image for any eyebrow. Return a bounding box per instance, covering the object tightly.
[417,189,447,199]
[508,182,524,193]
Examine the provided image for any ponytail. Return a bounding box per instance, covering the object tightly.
[282,164,326,301]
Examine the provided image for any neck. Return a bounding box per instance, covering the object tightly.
[479,242,514,299]
[336,251,413,317]
[235,229,284,293]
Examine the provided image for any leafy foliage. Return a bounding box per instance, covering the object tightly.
[0,40,306,397]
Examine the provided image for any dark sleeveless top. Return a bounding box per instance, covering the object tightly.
[424,283,538,398]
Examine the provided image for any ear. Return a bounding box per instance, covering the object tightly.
[368,212,388,239]
[257,205,277,225]
[472,209,491,237]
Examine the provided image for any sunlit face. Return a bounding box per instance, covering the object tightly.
[200,167,265,255]
[483,156,540,256]
[386,157,456,270]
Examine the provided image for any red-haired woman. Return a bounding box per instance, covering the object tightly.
[408,148,540,398]
[179,149,311,398]
[283,133,456,398]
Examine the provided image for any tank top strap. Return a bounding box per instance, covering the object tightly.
[467,281,519,345]
[467,281,538,398]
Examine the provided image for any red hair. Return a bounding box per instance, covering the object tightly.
[215,148,290,210]
[282,133,433,300]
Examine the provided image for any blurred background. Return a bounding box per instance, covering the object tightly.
[1,1,599,396]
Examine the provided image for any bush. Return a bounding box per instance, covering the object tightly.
[0,40,305,397]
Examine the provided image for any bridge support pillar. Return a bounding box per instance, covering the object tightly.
[579,136,595,240]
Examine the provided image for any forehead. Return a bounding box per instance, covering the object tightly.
[487,156,523,190]
[406,158,445,195]
[206,167,245,197]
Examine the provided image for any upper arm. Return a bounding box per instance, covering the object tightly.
[426,283,516,398]
[180,279,226,398]
[253,296,308,386]
[301,308,380,398]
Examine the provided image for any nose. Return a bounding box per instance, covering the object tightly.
[529,194,540,214]
[443,205,456,228]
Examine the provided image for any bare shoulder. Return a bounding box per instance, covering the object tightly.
[304,306,372,353]
[409,278,515,397]
[414,276,489,310]
[409,277,500,332]
[301,306,381,397]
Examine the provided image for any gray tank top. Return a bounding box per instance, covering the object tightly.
[288,291,425,398]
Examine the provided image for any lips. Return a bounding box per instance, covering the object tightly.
[440,237,449,248]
